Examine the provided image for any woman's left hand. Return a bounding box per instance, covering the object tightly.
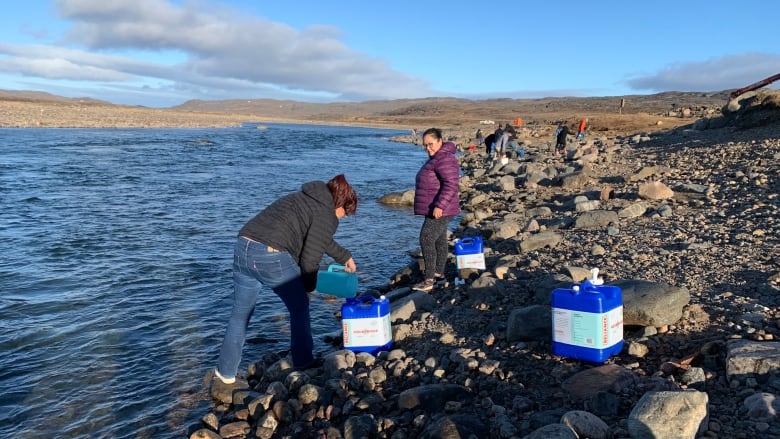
[344,257,357,272]
[432,207,443,219]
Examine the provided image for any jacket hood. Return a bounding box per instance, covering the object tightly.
[301,181,334,208]
[436,141,457,156]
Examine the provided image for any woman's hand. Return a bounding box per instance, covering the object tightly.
[344,257,357,272]
[432,207,443,219]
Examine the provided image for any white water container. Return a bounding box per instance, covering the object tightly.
[341,295,392,355]
[551,268,623,363]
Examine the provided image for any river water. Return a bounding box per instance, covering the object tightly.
[0,124,430,438]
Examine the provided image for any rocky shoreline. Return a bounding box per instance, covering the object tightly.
[190,102,780,439]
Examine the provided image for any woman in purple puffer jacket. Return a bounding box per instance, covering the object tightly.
[412,128,460,292]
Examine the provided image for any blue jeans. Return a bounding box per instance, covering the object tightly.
[217,236,313,377]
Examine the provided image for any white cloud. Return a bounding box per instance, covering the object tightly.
[45,0,432,102]
[7,1,776,106]
[0,56,130,81]
[625,53,780,92]
[0,42,149,81]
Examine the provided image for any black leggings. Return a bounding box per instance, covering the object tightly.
[419,215,454,279]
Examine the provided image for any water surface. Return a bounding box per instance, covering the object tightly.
[0,124,429,438]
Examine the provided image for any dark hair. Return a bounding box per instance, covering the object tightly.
[327,174,358,215]
[421,128,442,140]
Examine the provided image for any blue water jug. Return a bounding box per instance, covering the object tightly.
[316,264,358,298]
[454,236,485,270]
[341,295,393,355]
[551,268,623,363]
[454,236,483,256]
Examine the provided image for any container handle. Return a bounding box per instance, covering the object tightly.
[459,237,474,245]
[358,295,376,305]
[346,295,376,305]
[328,264,347,272]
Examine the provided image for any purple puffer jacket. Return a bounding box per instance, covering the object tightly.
[414,141,460,216]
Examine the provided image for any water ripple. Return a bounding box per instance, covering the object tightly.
[0,125,428,437]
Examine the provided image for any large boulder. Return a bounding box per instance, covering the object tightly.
[378,189,415,206]
[613,279,691,327]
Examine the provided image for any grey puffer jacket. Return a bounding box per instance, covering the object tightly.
[414,141,460,217]
[239,181,351,292]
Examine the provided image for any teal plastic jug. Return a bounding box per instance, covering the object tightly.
[316,264,358,298]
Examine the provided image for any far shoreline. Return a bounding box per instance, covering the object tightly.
[0,99,416,130]
[2,91,725,136]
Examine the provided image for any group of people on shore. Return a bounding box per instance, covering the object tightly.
[209,127,460,391]
[556,117,588,156]
[474,117,589,162]
[474,122,525,163]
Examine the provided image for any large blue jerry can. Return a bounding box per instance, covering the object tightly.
[341,295,393,355]
[551,268,623,363]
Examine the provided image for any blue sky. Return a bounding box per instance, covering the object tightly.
[0,0,778,107]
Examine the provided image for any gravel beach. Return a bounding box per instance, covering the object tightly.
[4,90,778,438]
[193,93,779,438]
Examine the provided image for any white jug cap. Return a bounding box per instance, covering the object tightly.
[589,268,604,285]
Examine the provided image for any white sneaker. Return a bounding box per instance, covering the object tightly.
[213,368,236,384]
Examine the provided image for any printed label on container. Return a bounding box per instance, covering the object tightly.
[342,316,392,347]
[552,306,623,348]
[456,253,485,270]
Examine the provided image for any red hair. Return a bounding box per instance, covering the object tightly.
[327,174,358,215]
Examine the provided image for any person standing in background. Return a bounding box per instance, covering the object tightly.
[475,128,484,149]
[483,132,495,158]
[412,128,460,292]
[490,123,505,160]
[576,118,588,140]
[556,122,571,156]
[494,124,515,159]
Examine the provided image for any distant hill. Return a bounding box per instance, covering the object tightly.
[0,88,742,132]
[0,89,110,105]
[171,92,732,125]
[0,88,731,120]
